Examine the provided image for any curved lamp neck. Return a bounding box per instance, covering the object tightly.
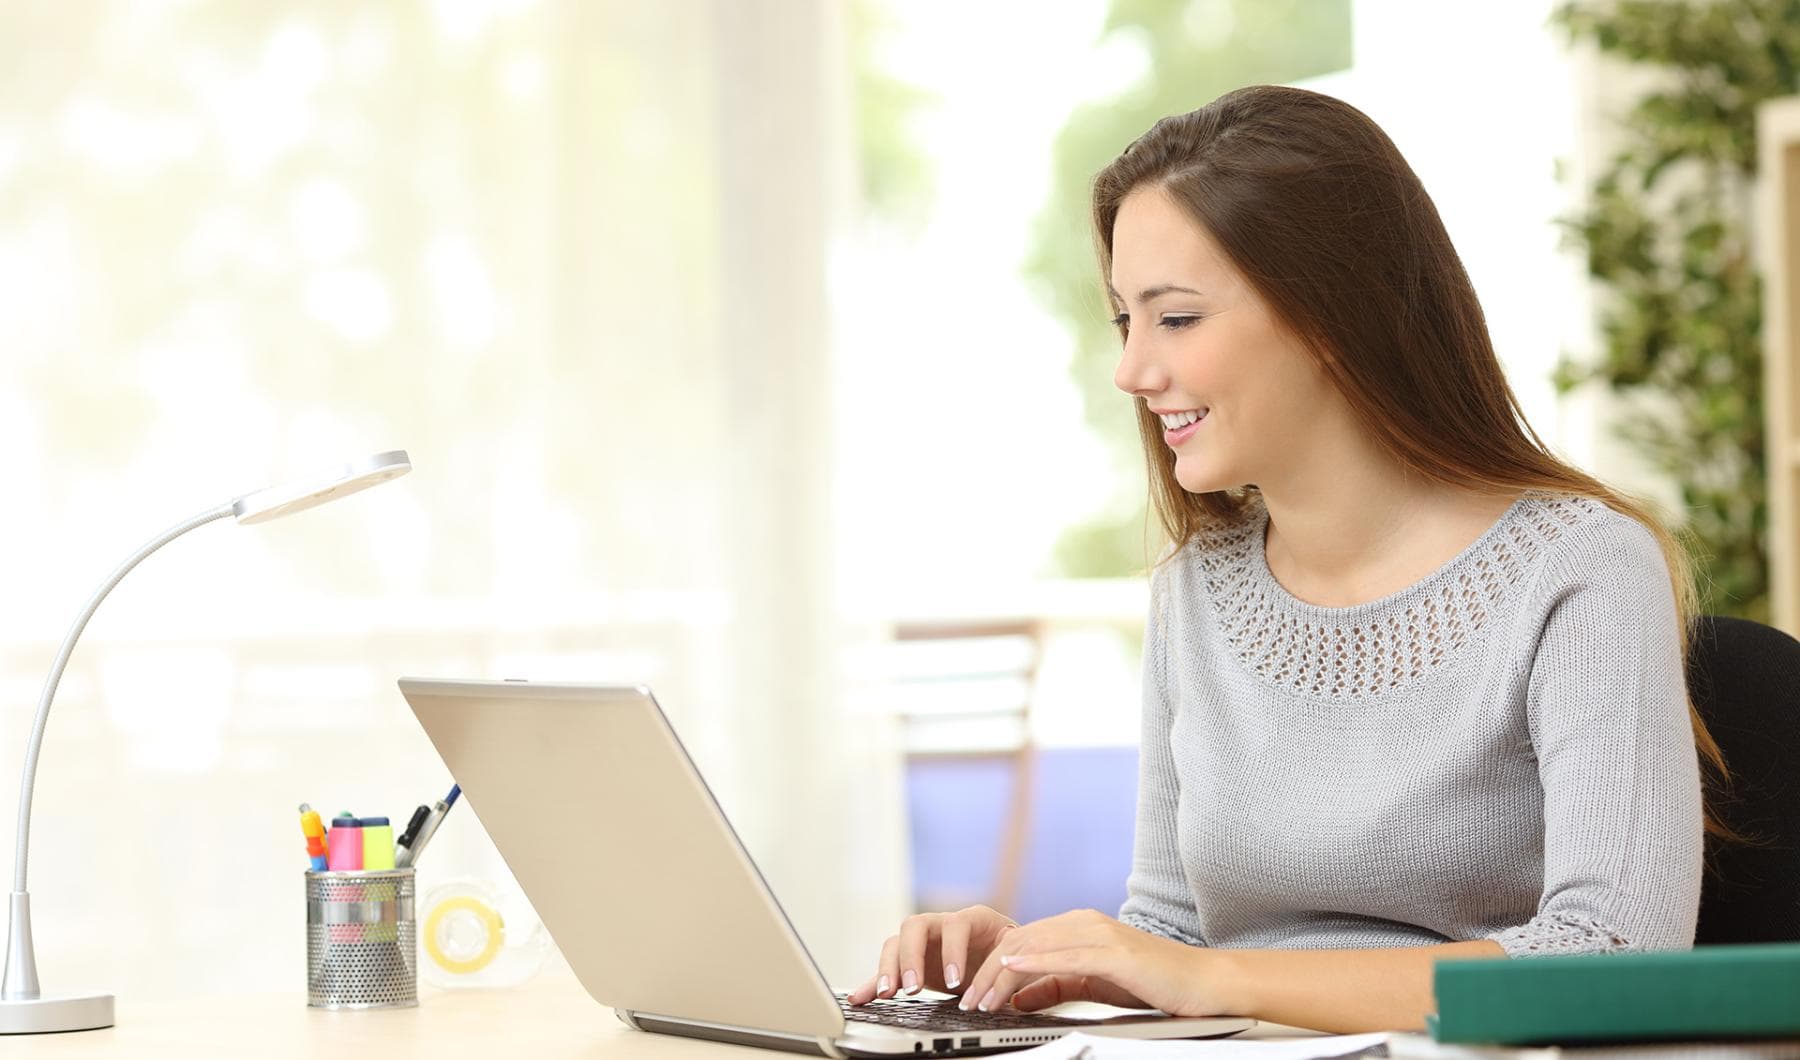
[4,503,232,1000]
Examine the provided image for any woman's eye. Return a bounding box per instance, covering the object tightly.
[1111,312,1202,334]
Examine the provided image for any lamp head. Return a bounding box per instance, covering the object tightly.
[231,450,412,525]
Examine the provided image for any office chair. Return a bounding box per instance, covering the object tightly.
[1685,614,1800,944]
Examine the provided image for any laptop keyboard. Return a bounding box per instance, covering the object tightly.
[837,993,1086,1033]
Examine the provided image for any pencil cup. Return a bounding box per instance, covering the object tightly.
[305,868,418,1009]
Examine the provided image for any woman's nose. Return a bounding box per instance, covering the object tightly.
[1113,332,1167,397]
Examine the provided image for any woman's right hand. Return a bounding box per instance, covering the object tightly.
[845,905,1019,1005]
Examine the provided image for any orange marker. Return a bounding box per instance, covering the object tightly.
[299,803,328,871]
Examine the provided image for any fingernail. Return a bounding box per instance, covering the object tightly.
[878,975,890,996]
[944,964,960,989]
[978,988,997,1012]
[903,969,919,994]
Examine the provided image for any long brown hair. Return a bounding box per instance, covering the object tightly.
[1092,84,1737,840]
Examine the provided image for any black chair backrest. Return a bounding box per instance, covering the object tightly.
[1686,614,1800,944]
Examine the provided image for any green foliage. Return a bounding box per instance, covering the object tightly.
[1024,0,1353,578]
[1550,0,1800,622]
[849,0,936,228]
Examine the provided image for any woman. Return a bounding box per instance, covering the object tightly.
[846,84,1727,1034]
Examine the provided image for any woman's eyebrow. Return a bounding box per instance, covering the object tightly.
[1107,283,1206,304]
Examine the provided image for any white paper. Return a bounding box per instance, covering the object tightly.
[1009,1030,1392,1060]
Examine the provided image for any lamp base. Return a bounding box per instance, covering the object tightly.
[0,991,114,1034]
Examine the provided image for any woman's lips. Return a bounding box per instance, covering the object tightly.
[1163,411,1207,447]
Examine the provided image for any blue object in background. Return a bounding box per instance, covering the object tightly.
[1012,746,1138,924]
[905,746,1139,923]
[906,756,1017,912]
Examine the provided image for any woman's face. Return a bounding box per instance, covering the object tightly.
[1109,186,1338,496]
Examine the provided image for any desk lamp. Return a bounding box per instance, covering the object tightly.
[1,450,412,1034]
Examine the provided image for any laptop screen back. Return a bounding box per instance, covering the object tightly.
[398,678,844,1037]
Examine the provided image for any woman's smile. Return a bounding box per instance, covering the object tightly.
[1157,407,1208,447]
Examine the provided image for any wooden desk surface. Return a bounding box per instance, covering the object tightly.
[7,962,1320,1058]
[13,962,666,1060]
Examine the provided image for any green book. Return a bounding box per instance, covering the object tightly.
[1430,943,1800,1045]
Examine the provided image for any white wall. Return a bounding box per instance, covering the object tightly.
[0,0,906,1002]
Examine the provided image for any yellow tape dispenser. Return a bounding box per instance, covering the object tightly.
[419,879,553,989]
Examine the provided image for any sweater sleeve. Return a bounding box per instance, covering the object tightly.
[1118,567,1208,947]
[1488,518,1703,957]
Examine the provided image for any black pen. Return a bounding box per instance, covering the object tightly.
[395,783,460,868]
[394,804,431,860]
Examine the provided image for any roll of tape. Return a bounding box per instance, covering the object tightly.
[423,893,505,975]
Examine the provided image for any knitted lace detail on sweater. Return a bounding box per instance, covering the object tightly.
[1493,913,1636,955]
[1187,491,1606,702]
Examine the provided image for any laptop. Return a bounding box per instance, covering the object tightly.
[396,678,1256,1056]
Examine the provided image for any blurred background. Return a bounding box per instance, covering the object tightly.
[0,0,1793,1002]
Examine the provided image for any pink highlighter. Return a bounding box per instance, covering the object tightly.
[326,813,363,871]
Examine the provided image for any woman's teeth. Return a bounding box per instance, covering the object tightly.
[1158,409,1206,429]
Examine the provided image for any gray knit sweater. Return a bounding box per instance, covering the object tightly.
[1118,489,1703,957]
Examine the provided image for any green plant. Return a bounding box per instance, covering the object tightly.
[1550,0,1800,622]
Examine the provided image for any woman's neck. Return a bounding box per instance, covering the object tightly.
[1258,475,1518,609]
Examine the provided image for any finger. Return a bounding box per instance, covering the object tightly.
[1001,947,1100,973]
[971,905,1019,950]
[981,959,1041,1012]
[876,933,901,998]
[938,912,973,993]
[1010,973,1086,1011]
[1012,971,1144,1011]
[894,914,938,996]
[957,926,1018,1012]
[998,947,1111,985]
[845,973,881,1006]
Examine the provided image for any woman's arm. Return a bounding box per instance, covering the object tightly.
[1206,939,1504,1033]
[1490,519,1701,955]
[989,911,1505,1032]
[1117,566,1210,945]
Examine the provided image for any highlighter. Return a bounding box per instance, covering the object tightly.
[299,803,329,871]
[361,816,395,870]
[326,812,363,871]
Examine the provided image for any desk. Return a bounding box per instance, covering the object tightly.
[7,960,1325,1058]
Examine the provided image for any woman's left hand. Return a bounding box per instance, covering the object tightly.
[956,909,1229,1018]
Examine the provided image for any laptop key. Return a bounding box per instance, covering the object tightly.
[838,995,1088,1032]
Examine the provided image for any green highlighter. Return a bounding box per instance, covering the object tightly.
[1431,942,1800,1045]
[360,816,395,870]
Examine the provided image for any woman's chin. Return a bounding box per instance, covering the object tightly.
[1172,461,1220,495]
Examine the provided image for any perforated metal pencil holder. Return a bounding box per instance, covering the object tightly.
[305,868,418,1009]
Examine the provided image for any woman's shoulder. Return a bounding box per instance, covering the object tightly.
[1511,491,1670,601]
[1513,489,1645,544]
